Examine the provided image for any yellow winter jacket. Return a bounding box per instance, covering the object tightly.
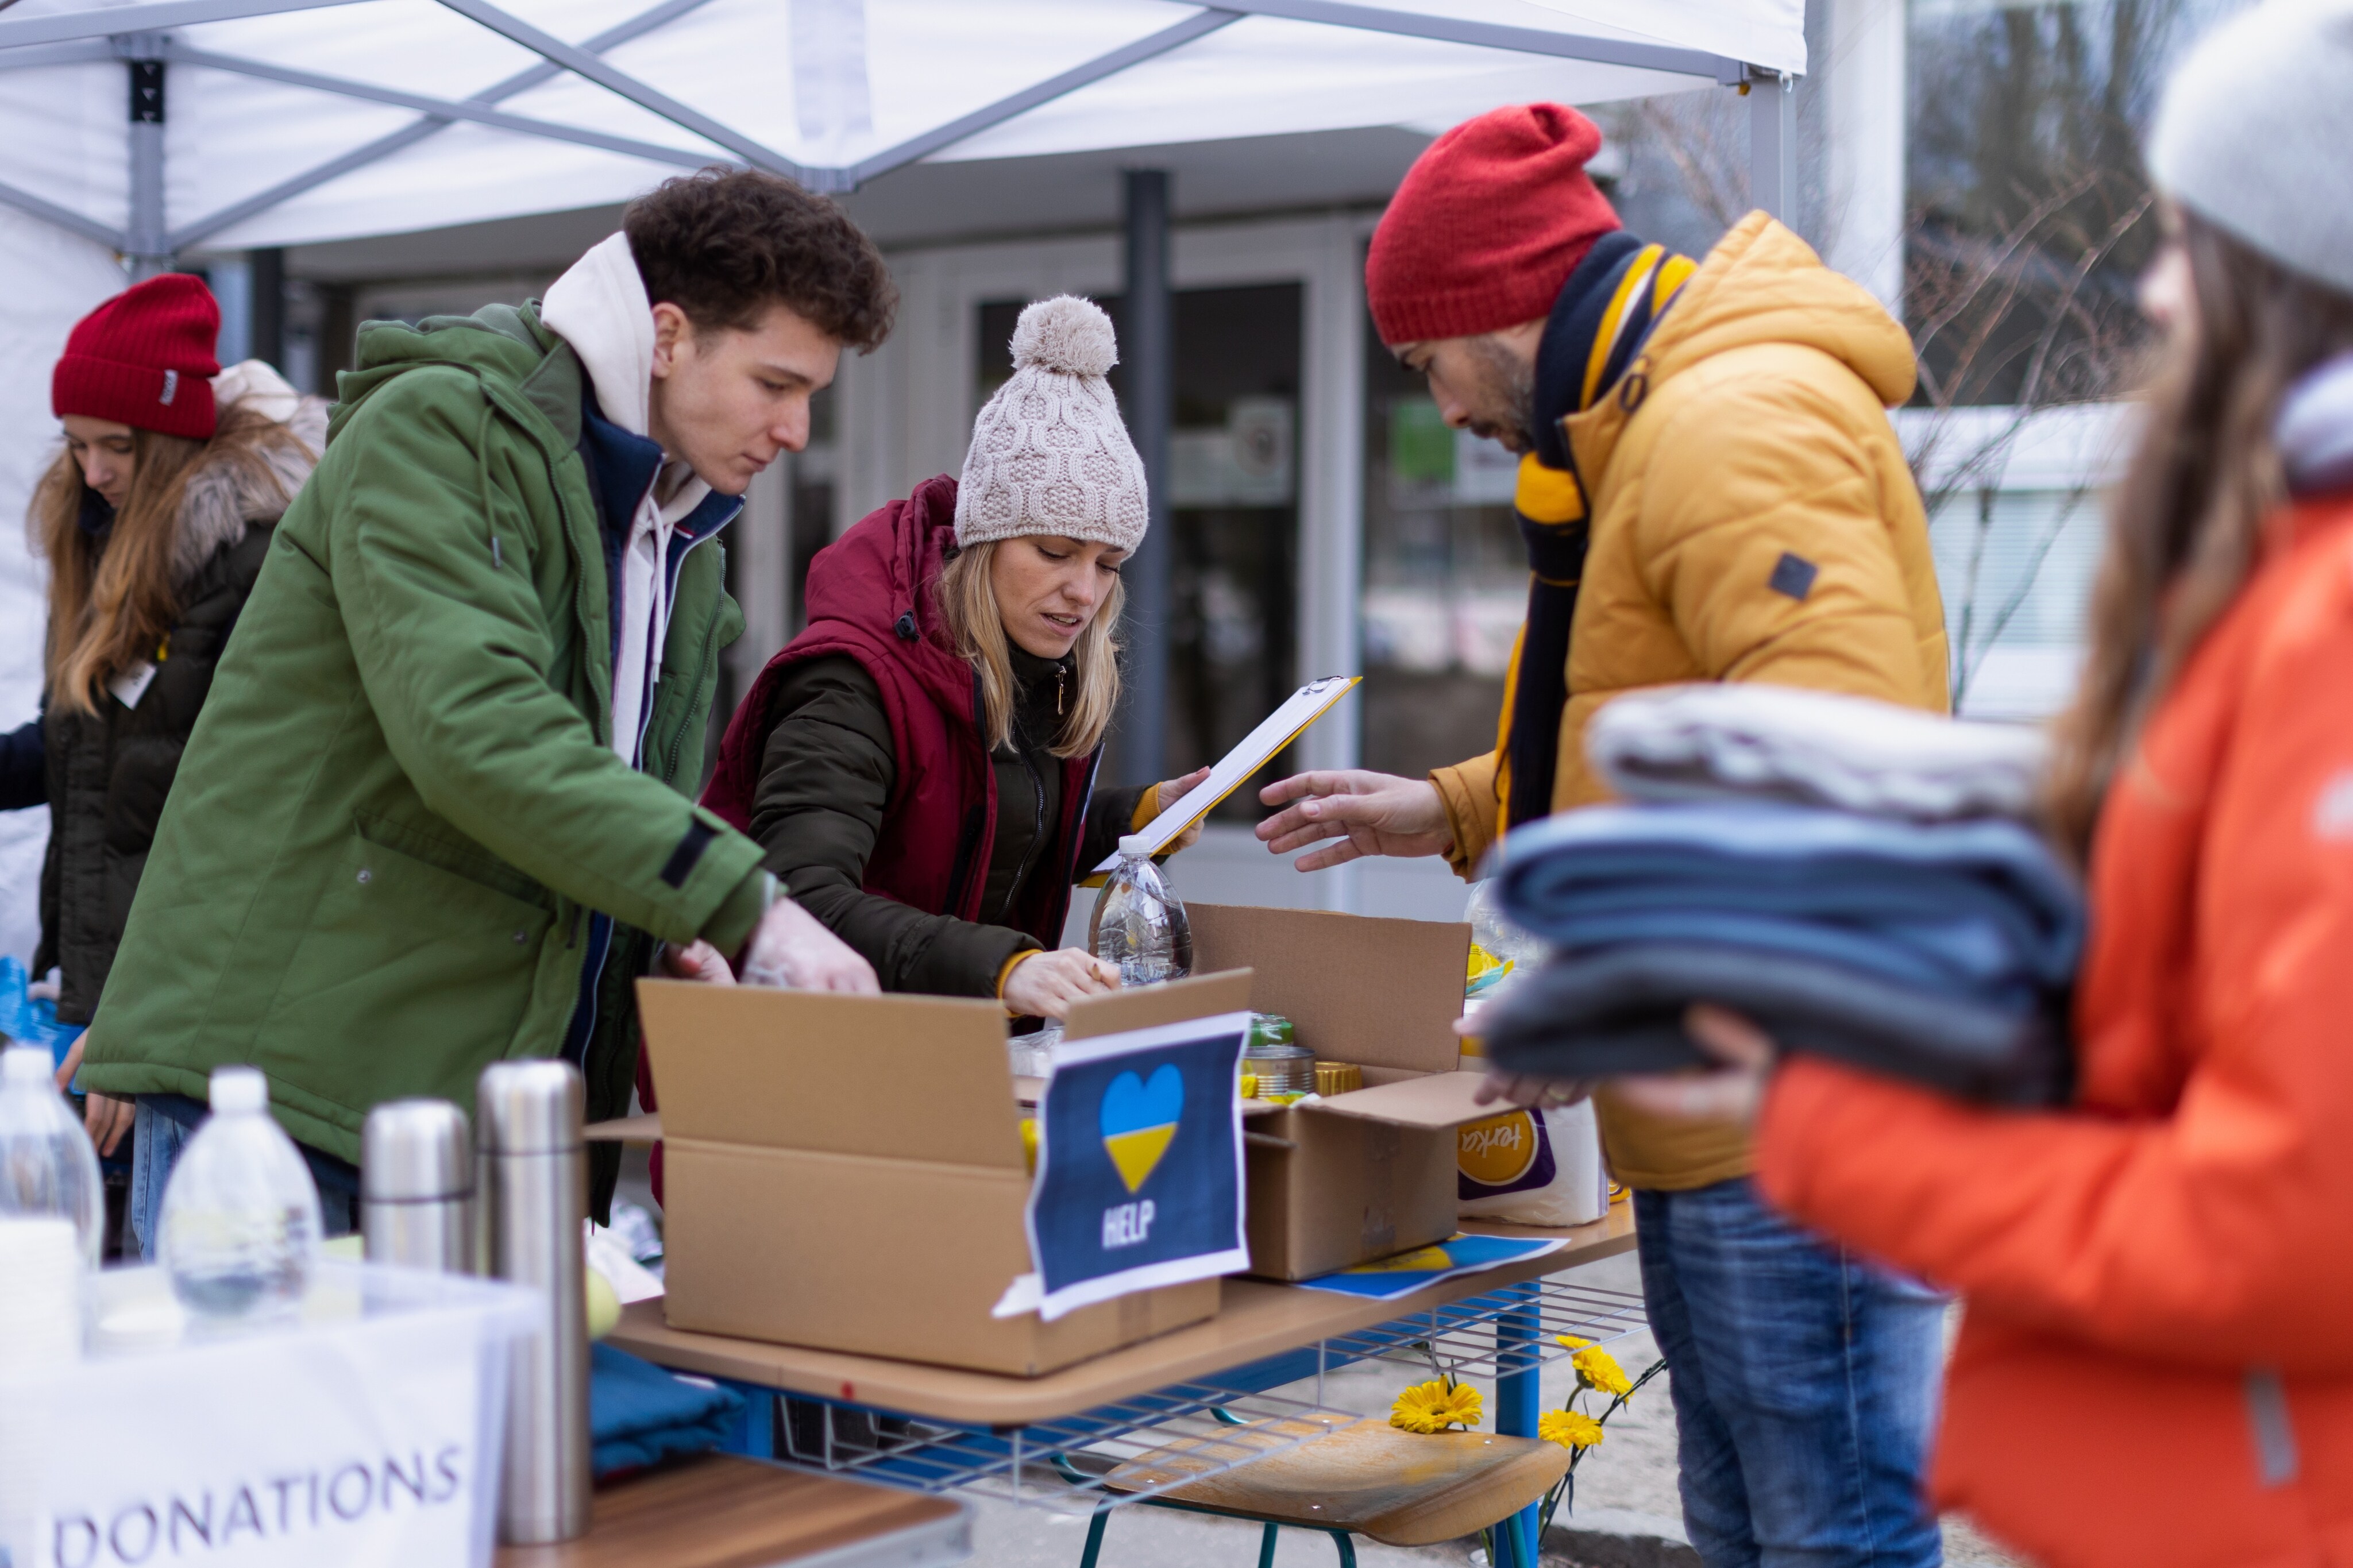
[1434,212,1951,1191]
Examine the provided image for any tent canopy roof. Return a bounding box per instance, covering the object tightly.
[0,0,1802,257]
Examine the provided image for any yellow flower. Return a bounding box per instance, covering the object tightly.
[1554,1335,1633,1399]
[1540,1409,1606,1450]
[1390,1378,1483,1434]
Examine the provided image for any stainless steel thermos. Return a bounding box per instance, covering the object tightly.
[476,1060,591,1545]
[360,1099,475,1274]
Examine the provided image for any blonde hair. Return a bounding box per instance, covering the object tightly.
[31,405,295,717]
[935,540,1123,758]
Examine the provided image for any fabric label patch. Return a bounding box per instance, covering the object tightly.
[1768,551,1819,601]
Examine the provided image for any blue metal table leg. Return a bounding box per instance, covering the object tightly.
[712,1377,777,1458]
[1496,1281,1542,1567]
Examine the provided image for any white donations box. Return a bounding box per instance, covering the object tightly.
[4,1261,534,1568]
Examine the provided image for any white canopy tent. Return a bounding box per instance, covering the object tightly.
[0,0,1807,957]
[0,0,1804,269]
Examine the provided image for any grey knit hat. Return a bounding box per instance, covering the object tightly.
[2148,0,2353,295]
[955,295,1149,551]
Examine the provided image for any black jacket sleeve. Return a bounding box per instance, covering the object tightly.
[0,716,44,812]
[1079,782,1148,876]
[747,656,1037,998]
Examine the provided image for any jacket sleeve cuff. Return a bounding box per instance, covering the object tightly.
[1132,784,1159,830]
[1429,754,1499,879]
[997,948,1040,1002]
[701,868,772,957]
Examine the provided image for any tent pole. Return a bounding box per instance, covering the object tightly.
[1746,67,1795,223]
[252,248,286,372]
[125,34,169,278]
[1118,168,1173,788]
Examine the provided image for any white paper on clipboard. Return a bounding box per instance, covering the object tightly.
[1094,675,1360,874]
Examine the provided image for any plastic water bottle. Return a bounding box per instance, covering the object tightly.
[1090,835,1193,986]
[0,1043,105,1269]
[158,1065,323,1322]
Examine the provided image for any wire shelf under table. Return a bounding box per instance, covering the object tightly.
[752,1275,1648,1513]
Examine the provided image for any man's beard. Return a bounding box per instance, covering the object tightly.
[1463,336,1539,454]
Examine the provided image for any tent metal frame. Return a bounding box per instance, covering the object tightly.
[0,0,1796,272]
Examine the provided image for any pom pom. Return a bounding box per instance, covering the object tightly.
[1010,295,1117,378]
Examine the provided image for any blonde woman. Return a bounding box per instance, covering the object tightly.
[701,296,1203,1019]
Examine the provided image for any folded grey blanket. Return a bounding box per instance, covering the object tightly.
[1584,684,2047,824]
[1479,941,2072,1106]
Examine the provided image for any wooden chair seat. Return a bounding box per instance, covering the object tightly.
[1102,1418,1569,1547]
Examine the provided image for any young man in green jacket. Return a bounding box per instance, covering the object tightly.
[80,169,897,1245]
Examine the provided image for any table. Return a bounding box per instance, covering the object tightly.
[495,1455,970,1568]
[610,1200,1637,1568]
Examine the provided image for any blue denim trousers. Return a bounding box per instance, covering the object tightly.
[1635,1177,1945,1568]
[127,1095,360,1260]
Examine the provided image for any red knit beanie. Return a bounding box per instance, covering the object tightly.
[1367,104,1623,345]
[52,273,221,441]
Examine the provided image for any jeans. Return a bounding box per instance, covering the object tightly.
[1636,1178,1945,1568]
[128,1095,360,1260]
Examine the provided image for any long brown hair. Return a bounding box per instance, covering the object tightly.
[32,403,296,716]
[935,540,1123,759]
[2047,215,2353,853]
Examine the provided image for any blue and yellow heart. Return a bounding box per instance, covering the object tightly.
[1100,1063,1185,1194]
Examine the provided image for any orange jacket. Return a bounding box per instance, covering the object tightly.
[1757,498,2353,1568]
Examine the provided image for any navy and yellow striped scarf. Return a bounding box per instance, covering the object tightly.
[1494,233,1698,835]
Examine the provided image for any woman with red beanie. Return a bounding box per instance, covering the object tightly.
[0,273,324,1204]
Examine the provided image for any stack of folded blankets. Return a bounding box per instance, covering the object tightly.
[1480,685,2082,1106]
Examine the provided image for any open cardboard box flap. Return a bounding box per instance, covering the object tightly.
[1189,902,1470,1076]
[1064,970,1255,1038]
[638,980,1023,1170]
[1309,1068,1497,1130]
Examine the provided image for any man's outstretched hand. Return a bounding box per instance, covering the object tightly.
[740,896,880,994]
[1255,769,1453,871]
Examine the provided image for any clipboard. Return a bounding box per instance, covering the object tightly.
[1091,675,1360,876]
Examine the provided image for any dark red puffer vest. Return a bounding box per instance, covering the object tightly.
[701,474,1100,947]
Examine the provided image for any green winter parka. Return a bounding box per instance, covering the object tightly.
[79,303,770,1181]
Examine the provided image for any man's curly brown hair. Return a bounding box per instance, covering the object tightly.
[623,167,896,351]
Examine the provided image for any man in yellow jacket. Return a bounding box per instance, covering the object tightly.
[1257,105,1950,1567]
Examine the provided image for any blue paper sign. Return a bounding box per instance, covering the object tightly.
[1294,1233,1568,1301]
[1008,1010,1251,1322]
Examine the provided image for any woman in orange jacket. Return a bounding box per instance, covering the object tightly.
[1596,5,2353,1564]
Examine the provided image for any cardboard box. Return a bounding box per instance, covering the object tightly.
[1187,903,1489,1281]
[638,974,1249,1378]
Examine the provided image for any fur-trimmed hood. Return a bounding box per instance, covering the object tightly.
[170,359,329,582]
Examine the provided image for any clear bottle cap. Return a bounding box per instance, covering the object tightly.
[209,1065,269,1115]
[1,1045,51,1085]
[1118,834,1150,857]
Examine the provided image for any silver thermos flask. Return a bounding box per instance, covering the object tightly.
[477,1060,591,1544]
[360,1099,475,1273]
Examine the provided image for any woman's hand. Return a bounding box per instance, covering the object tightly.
[740,897,881,994]
[53,1037,133,1157]
[660,940,735,985]
[1150,767,1213,852]
[1003,948,1120,1021]
[1607,1004,1777,1127]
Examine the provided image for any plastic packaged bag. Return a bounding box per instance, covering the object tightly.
[1456,1098,1607,1226]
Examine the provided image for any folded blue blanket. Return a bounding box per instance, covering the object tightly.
[1480,940,2072,1104]
[1488,803,2083,1104]
[590,1343,744,1478]
[1496,804,2083,1003]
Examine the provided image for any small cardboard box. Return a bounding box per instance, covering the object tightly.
[1187,903,1488,1281]
[637,974,1247,1378]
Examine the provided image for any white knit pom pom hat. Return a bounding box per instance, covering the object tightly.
[956,295,1150,551]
